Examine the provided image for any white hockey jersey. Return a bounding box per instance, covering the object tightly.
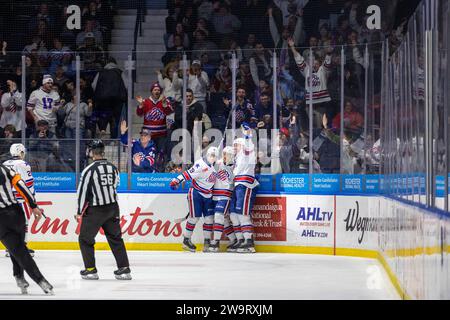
[2,158,35,202]
[178,158,216,198]
[0,90,23,129]
[293,51,332,104]
[27,88,61,125]
[234,138,259,189]
[213,159,234,200]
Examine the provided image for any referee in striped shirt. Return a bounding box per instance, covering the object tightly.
[76,139,131,280]
[0,164,53,294]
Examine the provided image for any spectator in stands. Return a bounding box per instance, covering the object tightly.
[331,100,363,133]
[157,65,182,104]
[23,36,47,57]
[211,4,242,40]
[188,60,210,112]
[236,62,256,97]
[29,3,55,32]
[25,55,43,82]
[289,38,333,128]
[268,7,304,49]
[92,56,127,139]
[28,119,59,172]
[0,41,14,79]
[120,121,158,173]
[191,29,220,64]
[200,53,217,80]
[180,6,197,35]
[58,94,93,139]
[255,92,273,122]
[76,19,104,48]
[193,18,211,40]
[249,43,273,88]
[185,88,204,133]
[53,65,69,88]
[61,79,75,103]
[136,82,174,165]
[211,62,232,93]
[32,19,53,52]
[162,34,187,66]
[302,35,322,61]
[336,15,352,45]
[0,79,23,136]
[0,124,18,162]
[82,1,105,27]
[27,75,61,134]
[196,0,214,21]
[167,22,190,49]
[222,86,255,129]
[242,33,257,62]
[274,0,309,27]
[77,34,104,73]
[46,38,72,76]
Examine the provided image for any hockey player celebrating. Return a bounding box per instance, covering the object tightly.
[170,147,219,252]
[229,124,259,253]
[208,146,237,252]
[3,144,36,258]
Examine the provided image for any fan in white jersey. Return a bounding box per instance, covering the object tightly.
[3,144,36,257]
[27,75,61,133]
[170,147,219,252]
[208,146,236,252]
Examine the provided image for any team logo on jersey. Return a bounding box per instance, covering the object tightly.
[216,170,230,181]
[235,110,245,123]
[145,108,166,121]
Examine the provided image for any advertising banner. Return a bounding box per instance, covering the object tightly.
[26,193,288,244]
[286,195,335,247]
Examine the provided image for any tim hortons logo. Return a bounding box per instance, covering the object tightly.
[24,202,183,237]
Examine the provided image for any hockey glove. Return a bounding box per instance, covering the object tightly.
[170,178,181,190]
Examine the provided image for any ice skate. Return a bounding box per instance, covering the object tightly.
[38,278,54,295]
[207,241,220,253]
[227,239,243,253]
[237,239,256,253]
[182,237,196,252]
[28,249,35,257]
[15,276,29,295]
[202,239,211,252]
[80,268,99,280]
[114,267,132,280]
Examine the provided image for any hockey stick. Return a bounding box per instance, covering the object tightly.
[174,213,189,224]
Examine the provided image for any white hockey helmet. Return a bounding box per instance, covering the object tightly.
[222,146,235,156]
[206,146,219,164]
[10,143,26,158]
[222,146,235,165]
[233,138,246,146]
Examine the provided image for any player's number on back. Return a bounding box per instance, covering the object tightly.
[100,173,114,186]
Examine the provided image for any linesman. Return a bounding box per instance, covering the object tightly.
[76,139,131,280]
[0,163,53,294]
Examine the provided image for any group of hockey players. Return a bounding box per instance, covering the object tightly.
[170,123,259,254]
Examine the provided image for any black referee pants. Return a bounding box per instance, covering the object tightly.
[0,204,45,283]
[79,203,129,269]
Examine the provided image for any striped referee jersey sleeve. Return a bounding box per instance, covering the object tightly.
[77,167,92,215]
[3,166,38,209]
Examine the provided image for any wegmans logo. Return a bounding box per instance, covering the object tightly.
[343,201,377,244]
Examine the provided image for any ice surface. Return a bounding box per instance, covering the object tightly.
[0,250,399,300]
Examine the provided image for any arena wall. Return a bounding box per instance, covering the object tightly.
[1,192,448,300]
